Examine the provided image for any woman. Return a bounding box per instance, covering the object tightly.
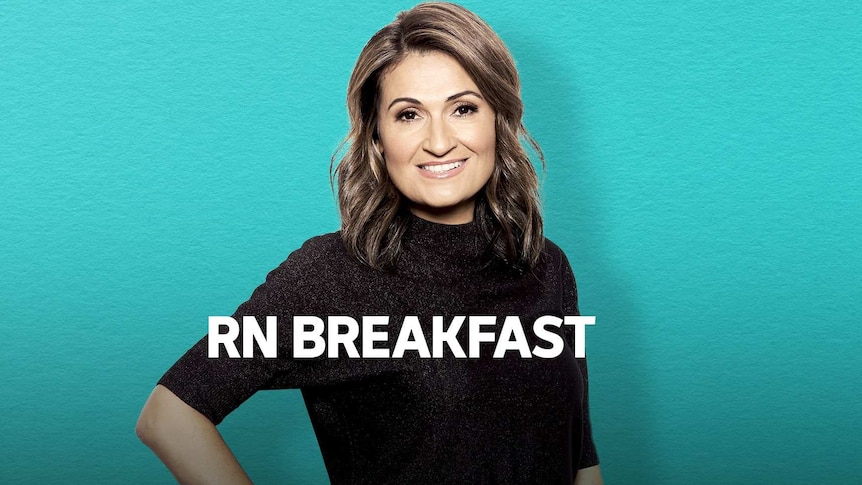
[137,3,602,484]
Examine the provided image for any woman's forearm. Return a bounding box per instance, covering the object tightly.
[136,385,253,485]
[574,464,603,485]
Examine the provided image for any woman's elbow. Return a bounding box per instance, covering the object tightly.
[135,384,189,447]
[136,390,164,447]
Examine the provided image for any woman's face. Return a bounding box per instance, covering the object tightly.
[376,51,496,224]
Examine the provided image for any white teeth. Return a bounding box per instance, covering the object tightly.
[420,161,463,173]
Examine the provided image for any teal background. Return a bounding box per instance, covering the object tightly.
[2,1,860,483]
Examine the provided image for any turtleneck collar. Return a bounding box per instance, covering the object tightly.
[397,212,485,275]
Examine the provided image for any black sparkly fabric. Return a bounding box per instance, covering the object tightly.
[158,214,599,484]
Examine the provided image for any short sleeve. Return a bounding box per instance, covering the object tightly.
[560,250,600,469]
[157,235,346,425]
[157,256,299,424]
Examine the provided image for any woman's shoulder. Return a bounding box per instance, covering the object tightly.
[248,231,359,302]
[536,237,578,283]
[294,231,346,255]
[542,237,564,256]
[274,230,380,281]
[280,231,353,270]
[540,237,569,266]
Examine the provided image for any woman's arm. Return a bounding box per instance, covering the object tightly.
[574,464,603,485]
[136,385,254,485]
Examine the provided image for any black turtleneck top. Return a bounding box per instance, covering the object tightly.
[158,215,598,484]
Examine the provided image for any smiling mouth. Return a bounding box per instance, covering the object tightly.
[419,160,464,173]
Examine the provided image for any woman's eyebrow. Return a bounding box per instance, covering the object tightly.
[387,90,484,110]
[446,90,483,102]
[388,97,421,109]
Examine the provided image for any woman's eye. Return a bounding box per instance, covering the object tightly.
[397,110,418,121]
[454,104,478,116]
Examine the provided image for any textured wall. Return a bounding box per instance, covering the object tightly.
[1,1,860,483]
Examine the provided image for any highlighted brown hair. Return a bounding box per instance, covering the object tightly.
[332,2,544,271]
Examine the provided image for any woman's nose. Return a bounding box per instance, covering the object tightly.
[422,117,456,157]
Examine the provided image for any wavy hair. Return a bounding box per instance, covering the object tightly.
[332,2,544,271]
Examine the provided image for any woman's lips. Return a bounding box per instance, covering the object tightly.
[417,159,467,179]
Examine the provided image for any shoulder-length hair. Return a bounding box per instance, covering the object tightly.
[332,2,544,271]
